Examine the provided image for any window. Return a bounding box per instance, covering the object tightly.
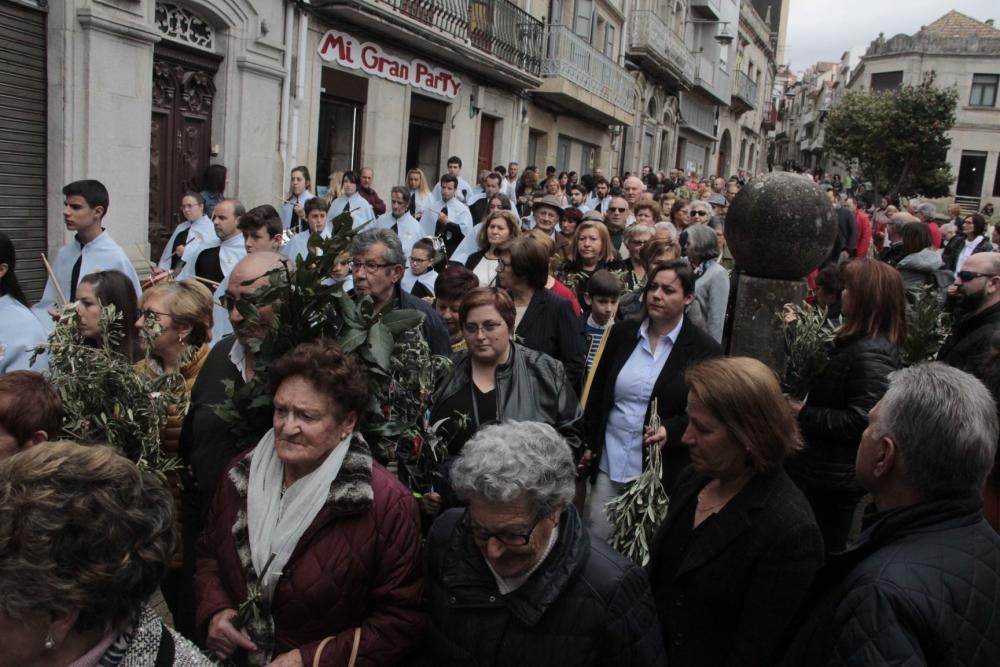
[870,71,903,91]
[604,23,615,59]
[970,74,998,107]
[573,0,594,40]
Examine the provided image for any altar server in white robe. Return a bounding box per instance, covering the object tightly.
[280,165,316,232]
[32,180,141,334]
[157,192,215,273]
[177,198,247,287]
[431,155,473,204]
[0,233,48,372]
[421,175,475,261]
[283,197,332,263]
[400,237,438,300]
[375,187,424,258]
[327,170,375,230]
[406,168,435,219]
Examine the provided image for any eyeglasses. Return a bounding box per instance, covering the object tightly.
[139,309,171,322]
[219,293,263,312]
[628,238,649,247]
[462,320,505,335]
[608,206,629,213]
[689,210,709,217]
[957,270,998,282]
[409,256,430,264]
[349,260,393,273]
[464,510,546,546]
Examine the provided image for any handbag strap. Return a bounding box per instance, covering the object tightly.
[311,636,333,667]
[348,627,362,667]
[310,628,361,667]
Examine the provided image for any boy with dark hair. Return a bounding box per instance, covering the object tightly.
[32,179,141,333]
[238,204,285,254]
[281,198,330,262]
[401,237,438,300]
[432,155,472,203]
[580,269,622,378]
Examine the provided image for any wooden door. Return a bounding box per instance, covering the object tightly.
[477,116,496,175]
[149,44,220,264]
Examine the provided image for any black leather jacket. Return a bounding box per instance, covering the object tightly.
[421,506,667,667]
[430,343,583,454]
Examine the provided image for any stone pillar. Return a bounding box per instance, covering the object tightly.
[725,172,837,376]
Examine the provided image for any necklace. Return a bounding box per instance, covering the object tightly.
[695,487,728,513]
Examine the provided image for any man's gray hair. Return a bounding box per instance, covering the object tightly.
[390,186,408,199]
[351,228,404,266]
[917,202,938,219]
[450,421,576,515]
[686,222,720,261]
[876,363,998,501]
[654,221,679,241]
[689,200,713,218]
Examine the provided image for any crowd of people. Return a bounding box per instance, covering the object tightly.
[0,160,999,666]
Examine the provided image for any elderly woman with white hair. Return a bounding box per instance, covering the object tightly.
[422,421,666,667]
[686,224,730,342]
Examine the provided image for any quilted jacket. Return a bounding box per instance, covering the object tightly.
[778,498,1000,666]
[421,505,667,666]
[194,434,425,666]
[788,335,903,492]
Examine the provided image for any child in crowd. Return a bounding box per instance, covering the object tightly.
[401,237,438,301]
[580,269,621,379]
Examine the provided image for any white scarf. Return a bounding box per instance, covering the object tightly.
[246,429,352,602]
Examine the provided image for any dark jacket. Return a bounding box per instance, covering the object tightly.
[358,186,386,216]
[779,499,1000,667]
[789,335,903,492]
[830,207,858,262]
[648,466,824,667]
[430,343,582,455]
[582,317,722,490]
[195,435,425,666]
[422,506,667,667]
[398,287,451,356]
[938,302,1000,374]
[941,235,994,272]
[515,286,586,390]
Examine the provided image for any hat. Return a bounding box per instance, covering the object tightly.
[532,195,565,219]
[708,193,728,208]
[582,210,605,222]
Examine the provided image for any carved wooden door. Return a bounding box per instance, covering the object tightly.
[148,44,220,264]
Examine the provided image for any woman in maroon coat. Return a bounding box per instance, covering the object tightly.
[195,341,424,667]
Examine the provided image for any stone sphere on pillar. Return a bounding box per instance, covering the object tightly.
[725,173,837,279]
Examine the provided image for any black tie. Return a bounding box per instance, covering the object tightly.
[69,252,83,301]
[408,192,416,216]
[343,201,350,214]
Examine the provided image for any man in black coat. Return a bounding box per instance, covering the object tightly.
[779,363,1000,666]
[938,252,1000,373]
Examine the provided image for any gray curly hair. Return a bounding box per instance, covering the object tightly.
[450,421,576,515]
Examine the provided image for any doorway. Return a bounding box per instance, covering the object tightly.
[407,94,448,186]
[317,69,368,195]
[148,42,221,264]
[956,151,987,199]
[477,116,497,175]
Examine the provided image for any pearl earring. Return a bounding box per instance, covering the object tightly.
[44,634,55,650]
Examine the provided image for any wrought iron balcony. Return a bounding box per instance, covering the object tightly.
[536,25,636,124]
[679,91,717,139]
[761,102,777,131]
[313,0,545,88]
[730,71,758,114]
[627,10,695,89]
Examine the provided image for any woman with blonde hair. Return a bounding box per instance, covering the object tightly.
[406,167,433,218]
[133,278,214,633]
[323,170,344,206]
[563,220,617,308]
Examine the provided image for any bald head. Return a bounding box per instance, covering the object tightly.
[623,176,644,205]
[230,251,290,288]
[226,251,290,345]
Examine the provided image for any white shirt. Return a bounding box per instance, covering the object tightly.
[501,177,518,202]
[401,268,437,296]
[280,190,315,230]
[228,337,251,382]
[282,223,331,263]
[0,295,48,373]
[177,233,247,282]
[600,317,683,483]
[420,196,475,240]
[956,236,986,274]
[432,176,474,203]
[375,211,423,257]
[327,193,375,230]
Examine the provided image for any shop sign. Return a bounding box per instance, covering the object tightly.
[318,29,462,99]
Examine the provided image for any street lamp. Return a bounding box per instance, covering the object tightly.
[686,18,734,46]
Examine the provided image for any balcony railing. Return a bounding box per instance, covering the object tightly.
[761,102,777,130]
[690,0,722,20]
[372,0,545,76]
[680,92,716,137]
[695,53,715,89]
[542,25,636,111]
[732,71,758,109]
[628,10,695,85]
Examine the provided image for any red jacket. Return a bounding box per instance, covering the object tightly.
[359,187,386,216]
[854,209,872,258]
[195,436,424,666]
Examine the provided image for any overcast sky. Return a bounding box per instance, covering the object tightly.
[785,0,999,73]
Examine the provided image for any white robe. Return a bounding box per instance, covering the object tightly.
[375,212,424,257]
[0,295,48,373]
[401,268,437,297]
[32,230,142,334]
[280,190,316,230]
[501,178,518,202]
[177,233,247,282]
[449,222,483,266]
[327,193,375,230]
[408,190,434,220]
[465,185,487,207]
[175,216,217,271]
[587,195,611,214]
[282,223,332,263]
[209,276,233,347]
[432,176,473,204]
[420,197,474,239]
[156,214,214,272]
[157,221,190,272]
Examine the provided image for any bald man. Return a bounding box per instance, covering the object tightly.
[623,175,645,207]
[177,251,293,631]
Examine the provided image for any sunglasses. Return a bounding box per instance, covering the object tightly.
[957,270,998,282]
[690,210,709,217]
[608,207,629,212]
